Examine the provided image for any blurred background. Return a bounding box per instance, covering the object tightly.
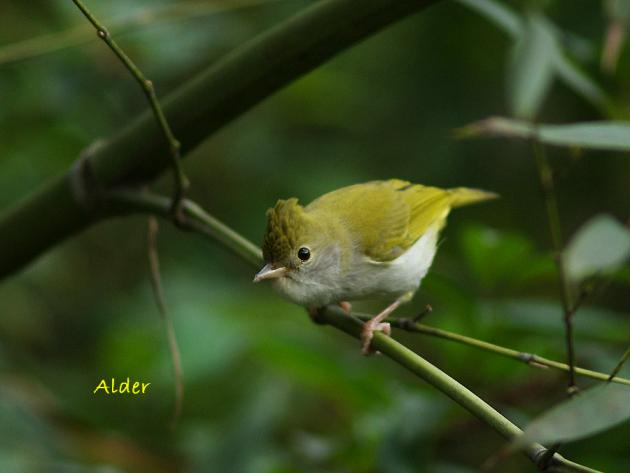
[0,0,628,471]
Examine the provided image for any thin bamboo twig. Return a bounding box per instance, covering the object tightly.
[71,0,188,220]
[353,313,630,386]
[532,138,578,395]
[147,217,184,428]
[608,345,630,382]
[102,188,599,472]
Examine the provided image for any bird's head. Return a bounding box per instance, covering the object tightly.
[254,198,343,306]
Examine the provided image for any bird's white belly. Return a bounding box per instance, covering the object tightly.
[270,225,440,307]
[342,225,440,301]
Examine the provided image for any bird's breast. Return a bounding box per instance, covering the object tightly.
[341,225,440,301]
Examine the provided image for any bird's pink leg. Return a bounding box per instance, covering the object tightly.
[361,298,402,356]
[338,301,352,313]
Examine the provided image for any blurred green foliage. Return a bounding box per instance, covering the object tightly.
[0,1,628,472]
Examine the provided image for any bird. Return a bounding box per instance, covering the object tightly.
[254,179,497,354]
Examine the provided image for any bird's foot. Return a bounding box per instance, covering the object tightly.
[359,297,403,356]
[338,301,352,313]
[361,320,391,355]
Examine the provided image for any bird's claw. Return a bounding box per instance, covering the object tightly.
[360,321,391,356]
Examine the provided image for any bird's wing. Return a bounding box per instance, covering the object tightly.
[306,179,453,262]
[370,180,452,262]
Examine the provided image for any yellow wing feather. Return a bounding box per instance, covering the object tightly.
[306,179,496,262]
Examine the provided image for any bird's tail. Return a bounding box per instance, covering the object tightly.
[447,187,499,208]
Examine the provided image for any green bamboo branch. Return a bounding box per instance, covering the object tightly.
[354,313,630,386]
[101,188,599,473]
[0,0,439,278]
[71,0,188,219]
[321,309,599,473]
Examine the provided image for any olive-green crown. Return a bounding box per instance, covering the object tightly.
[263,198,308,264]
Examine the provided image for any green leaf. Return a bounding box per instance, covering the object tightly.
[508,13,557,119]
[458,116,630,151]
[538,122,630,150]
[513,383,630,448]
[565,214,630,281]
[457,0,607,110]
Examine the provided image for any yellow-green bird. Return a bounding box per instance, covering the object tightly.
[254,179,496,354]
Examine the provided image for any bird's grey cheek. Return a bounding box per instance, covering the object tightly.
[270,276,296,300]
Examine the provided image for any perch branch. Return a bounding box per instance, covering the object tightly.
[356,314,630,386]
[321,309,599,473]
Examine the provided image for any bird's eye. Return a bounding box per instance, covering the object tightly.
[297,247,311,261]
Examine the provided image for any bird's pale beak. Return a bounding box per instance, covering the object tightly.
[253,263,288,282]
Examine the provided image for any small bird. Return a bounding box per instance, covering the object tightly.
[254,179,496,354]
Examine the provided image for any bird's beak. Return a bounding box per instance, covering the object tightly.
[253,263,288,282]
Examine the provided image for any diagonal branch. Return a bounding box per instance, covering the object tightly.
[320,308,599,473]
